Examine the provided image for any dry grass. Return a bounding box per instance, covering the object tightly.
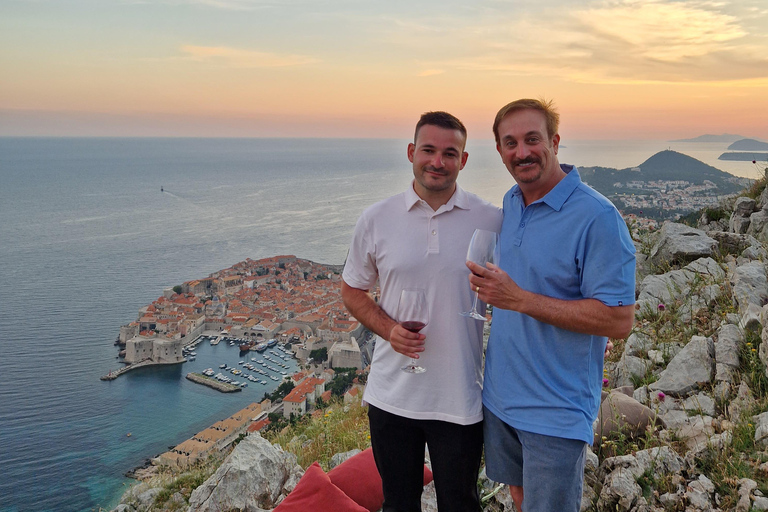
[263,399,371,470]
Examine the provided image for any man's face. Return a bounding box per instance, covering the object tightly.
[408,124,468,197]
[496,109,560,185]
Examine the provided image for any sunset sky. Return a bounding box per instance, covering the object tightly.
[2,0,767,140]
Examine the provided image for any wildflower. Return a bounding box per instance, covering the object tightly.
[657,303,666,311]
[657,392,665,401]
[603,378,609,388]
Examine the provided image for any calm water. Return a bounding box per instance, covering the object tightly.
[0,137,755,512]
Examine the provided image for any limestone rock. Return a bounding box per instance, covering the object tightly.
[421,481,438,512]
[731,260,768,313]
[736,478,758,512]
[650,336,715,397]
[686,474,715,511]
[755,497,768,511]
[659,410,691,430]
[729,381,757,422]
[675,415,716,451]
[730,198,756,234]
[734,197,757,217]
[715,323,744,384]
[187,433,303,512]
[598,467,642,511]
[754,412,768,447]
[612,354,649,388]
[647,349,665,365]
[625,332,654,357]
[740,302,764,331]
[634,446,685,476]
[330,448,360,469]
[748,209,768,242]
[649,223,717,268]
[636,258,724,319]
[683,393,716,417]
[580,484,596,512]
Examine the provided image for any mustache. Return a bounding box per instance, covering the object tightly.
[513,157,540,166]
[424,166,448,175]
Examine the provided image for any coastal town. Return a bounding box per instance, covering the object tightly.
[610,179,731,212]
[110,255,372,470]
[112,255,367,373]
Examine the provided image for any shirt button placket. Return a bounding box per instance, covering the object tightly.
[429,217,439,253]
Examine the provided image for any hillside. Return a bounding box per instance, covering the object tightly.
[580,150,745,194]
[579,150,749,221]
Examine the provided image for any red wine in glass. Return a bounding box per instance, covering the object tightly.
[397,289,428,373]
[401,321,426,333]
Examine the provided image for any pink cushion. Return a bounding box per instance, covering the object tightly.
[327,448,434,512]
[274,461,368,512]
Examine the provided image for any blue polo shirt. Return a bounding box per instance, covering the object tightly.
[483,165,636,444]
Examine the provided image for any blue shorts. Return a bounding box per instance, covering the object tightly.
[483,405,587,512]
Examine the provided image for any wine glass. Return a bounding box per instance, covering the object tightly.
[397,289,429,374]
[460,229,499,321]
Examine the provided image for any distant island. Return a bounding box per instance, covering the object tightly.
[727,139,768,151]
[719,152,768,162]
[717,138,768,161]
[581,150,751,221]
[670,134,748,143]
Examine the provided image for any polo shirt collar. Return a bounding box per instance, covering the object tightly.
[404,181,470,212]
[511,164,580,212]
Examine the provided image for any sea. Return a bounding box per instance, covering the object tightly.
[0,136,760,512]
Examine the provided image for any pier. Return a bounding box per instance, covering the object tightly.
[100,359,177,380]
[186,372,242,392]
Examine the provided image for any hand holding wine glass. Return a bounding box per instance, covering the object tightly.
[460,229,499,321]
[396,288,429,373]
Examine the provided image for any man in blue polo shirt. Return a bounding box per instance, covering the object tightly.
[467,99,636,512]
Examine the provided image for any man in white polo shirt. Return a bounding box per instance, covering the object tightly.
[341,111,501,512]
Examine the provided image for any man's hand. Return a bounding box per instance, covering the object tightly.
[466,260,522,311]
[388,323,426,359]
[341,280,426,359]
[465,261,634,339]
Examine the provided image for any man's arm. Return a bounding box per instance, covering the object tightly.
[341,280,425,359]
[467,261,634,340]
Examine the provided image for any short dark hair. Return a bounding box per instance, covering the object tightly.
[414,111,467,144]
[493,98,559,143]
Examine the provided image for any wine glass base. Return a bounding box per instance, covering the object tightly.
[460,310,487,321]
[401,364,426,374]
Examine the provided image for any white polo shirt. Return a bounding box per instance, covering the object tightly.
[343,183,502,424]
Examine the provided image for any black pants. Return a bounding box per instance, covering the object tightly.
[368,404,483,512]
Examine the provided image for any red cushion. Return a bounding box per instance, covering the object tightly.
[274,462,368,512]
[327,448,434,512]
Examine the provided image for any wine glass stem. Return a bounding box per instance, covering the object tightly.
[471,291,479,313]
